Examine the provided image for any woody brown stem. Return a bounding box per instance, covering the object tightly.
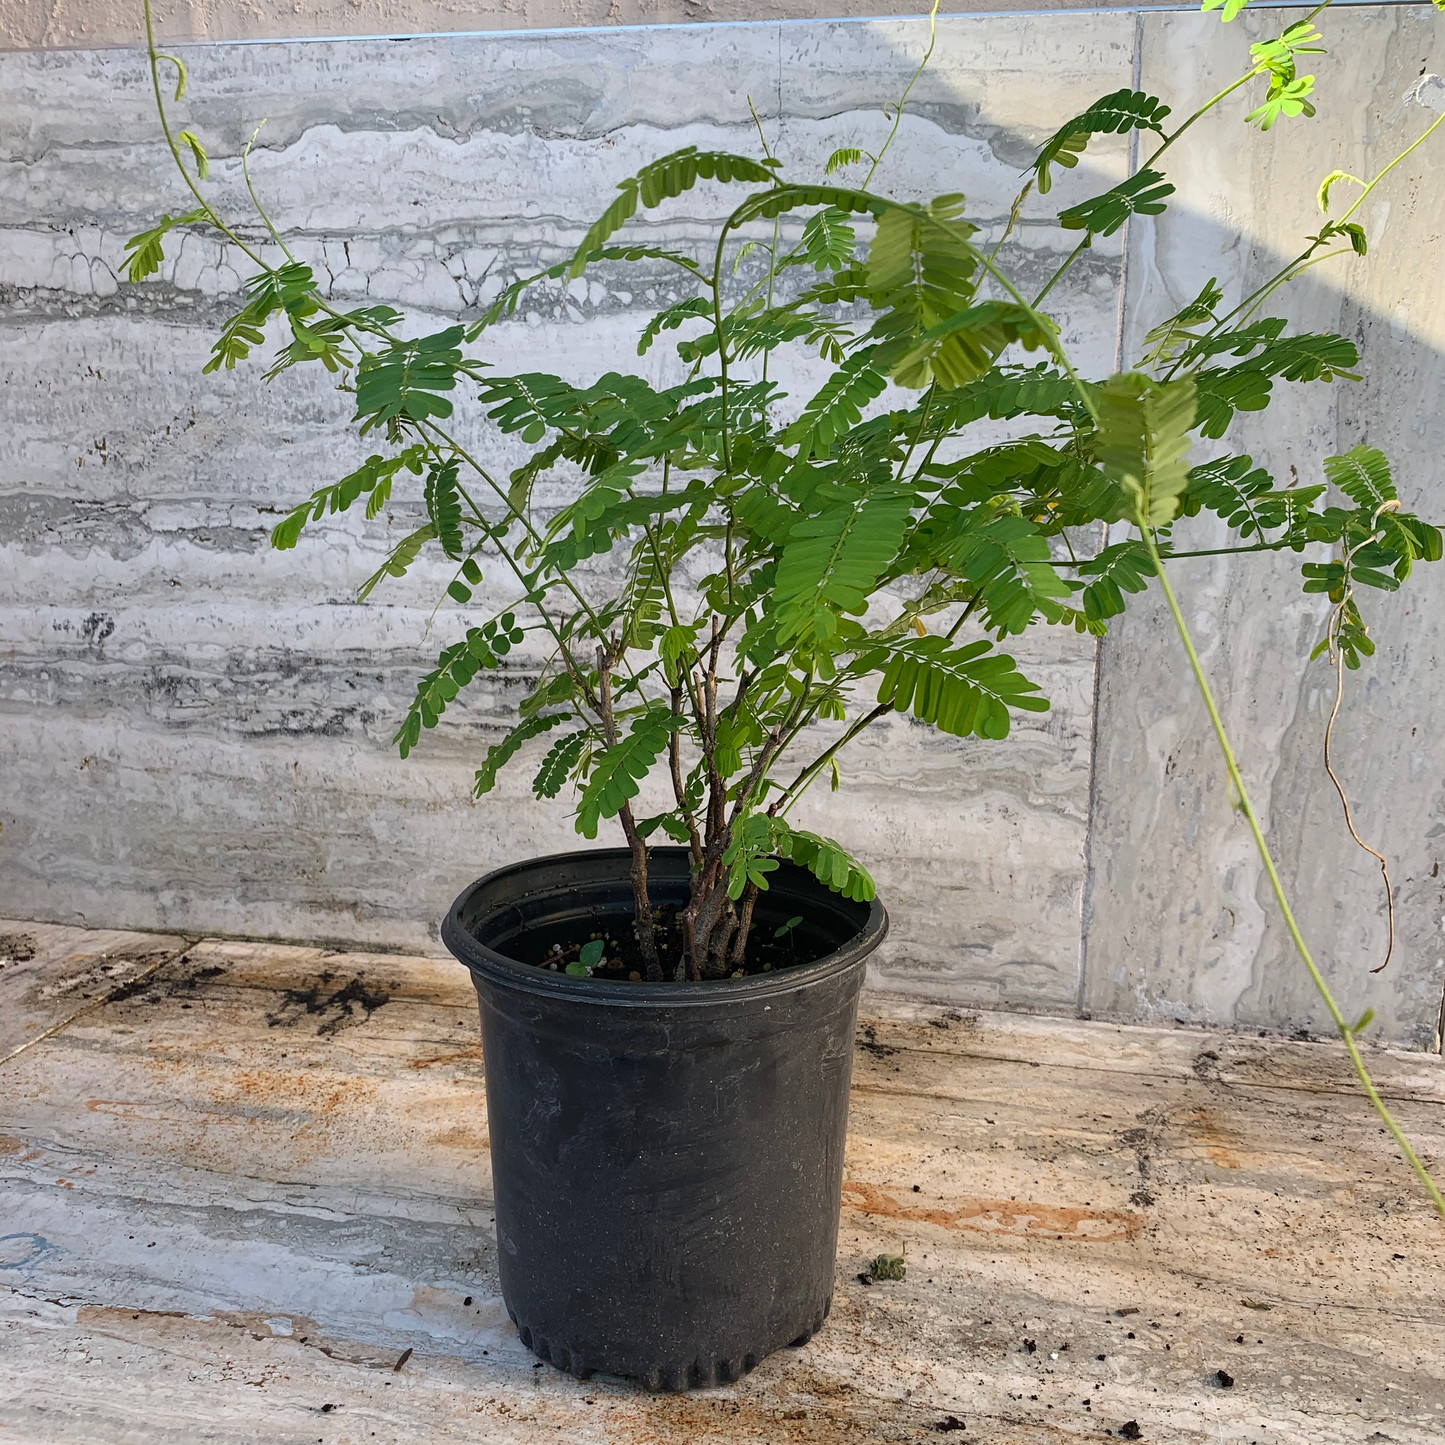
[728,881,760,968]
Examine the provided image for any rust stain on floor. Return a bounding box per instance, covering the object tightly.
[1184,1107,1244,1170]
[841,1180,1145,1242]
[430,1124,490,1151]
[408,1046,485,1070]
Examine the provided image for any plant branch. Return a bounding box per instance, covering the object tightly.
[1323,627,1395,975]
[1138,525,1445,1222]
[862,0,941,190]
[773,702,892,818]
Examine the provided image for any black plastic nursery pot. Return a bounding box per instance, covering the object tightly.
[441,846,888,1391]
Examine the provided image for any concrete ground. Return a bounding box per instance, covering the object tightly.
[2,917,1444,1443]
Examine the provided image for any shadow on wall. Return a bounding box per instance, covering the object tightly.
[0,6,1442,1046]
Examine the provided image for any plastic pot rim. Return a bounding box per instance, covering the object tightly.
[441,845,888,1011]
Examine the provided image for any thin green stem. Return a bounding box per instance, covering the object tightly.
[774,702,892,818]
[895,385,936,486]
[987,176,1034,265]
[143,0,265,269]
[708,244,734,474]
[1032,237,1091,308]
[747,94,785,395]
[240,121,299,267]
[1139,526,1445,1222]
[1057,539,1292,566]
[1145,70,1258,172]
[1225,246,1353,338]
[1340,108,1445,225]
[862,0,940,190]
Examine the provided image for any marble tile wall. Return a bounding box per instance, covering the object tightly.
[2,7,1441,1044]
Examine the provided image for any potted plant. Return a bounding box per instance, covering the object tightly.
[129,0,1445,1390]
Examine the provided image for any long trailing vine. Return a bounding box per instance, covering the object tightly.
[131,0,1445,1213]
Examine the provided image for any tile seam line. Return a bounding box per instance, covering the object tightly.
[0,936,200,1070]
[4,0,1427,53]
[1076,6,1145,1027]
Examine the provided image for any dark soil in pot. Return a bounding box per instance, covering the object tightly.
[442,846,888,1392]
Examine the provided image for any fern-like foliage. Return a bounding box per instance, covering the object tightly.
[940,510,1074,636]
[423,457,465,559]
[570,147,779,272]
[637,295,713,355]
[723,813,876,903]
[1324,445,1395,512]
[533,729,590,800]
[575,708,684,839]
[271,447,426,550]
[781,826,877,902]
[356,524,436,602]
[395,616,524,758]
[783,349,888,459]
[1096,373,1198,528]
[867,636,1048,740]
[795,206,857,272]
[354,327,464,436]
[1032,90,1172,194]
[1182,454,1324,539]
[473,711,573,795]
[123,208,208,284]
[1059,169,1175,237]
[772,492,915,644]
[146,36,1444,982]
[865,195,988,384]
[1076,540,1155,620]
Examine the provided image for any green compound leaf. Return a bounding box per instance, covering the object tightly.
[1246,75,1317,131]
[782,347,888,458]
[1032,90,1172,195]
[798,206,858,272]
[943,510,1074,637]
[473,712,574,794]
[353,326,464,436]
[424,456,465,559]
[866,195,988,383]
[1323,445,1396,512]
[1076,540,1156,621]
[177,129,210,180]
[533,729,590,800]
[357,523,436,602]
[1095,372,1197,529]
[1059,169,1175,237]
[1250,21,1326,83]
[122,208,208,285]
[203,263,318,374]
[777,825,877,903]
[1182,454,1324,539]
[570,147,780,275]
[637,295,713,356]
[1317,169,1365,215]
[392,629,512,759]
[772,493,914,645]
[270,446,426,550]
[575,709,685,839]
[869,636,1049,741]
